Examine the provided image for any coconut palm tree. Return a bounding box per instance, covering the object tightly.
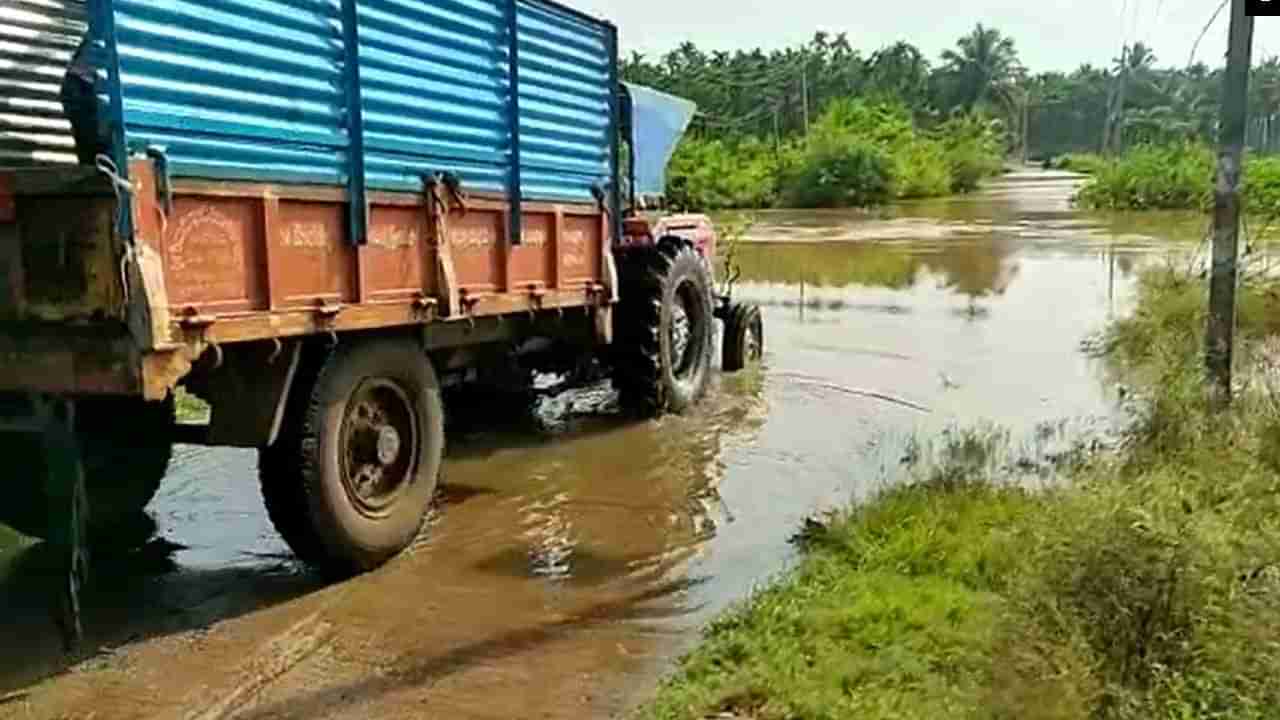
[939,24,1022,111]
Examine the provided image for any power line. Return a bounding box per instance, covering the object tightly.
[1190,0,1230,67]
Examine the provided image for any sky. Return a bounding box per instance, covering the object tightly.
[565,0,1279,73]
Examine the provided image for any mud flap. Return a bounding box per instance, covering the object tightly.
[41,398,90,651]
[2,397,90,650]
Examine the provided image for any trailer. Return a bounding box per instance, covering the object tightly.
[0,0,764,617]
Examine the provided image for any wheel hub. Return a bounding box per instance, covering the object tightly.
[341,380,417,514]
[670,300,692,366]
[376,425,401,466]
[745,325,762,361]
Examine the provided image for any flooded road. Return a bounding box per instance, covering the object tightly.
[0,170,1196,719]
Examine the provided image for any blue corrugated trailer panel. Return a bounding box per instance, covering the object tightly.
[97,0,615,207]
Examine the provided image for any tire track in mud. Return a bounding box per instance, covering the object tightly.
[164,612,334,720]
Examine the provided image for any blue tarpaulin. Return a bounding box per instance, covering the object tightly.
[624,83,697,198]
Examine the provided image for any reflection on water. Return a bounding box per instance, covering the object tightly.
[731,238,1024,297]
[0,170,1218,719]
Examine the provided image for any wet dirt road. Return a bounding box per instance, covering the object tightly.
[0,171,1196,719]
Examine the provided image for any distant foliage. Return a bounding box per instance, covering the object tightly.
[622,27,1280,210]
[664,100,1005,211]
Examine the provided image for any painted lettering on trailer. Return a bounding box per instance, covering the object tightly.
[370,225,419,251]
[283,222,331,251]
[168,206,245,297]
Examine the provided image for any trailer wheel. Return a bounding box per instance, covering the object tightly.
[0,397,173,541]
[260,340,444,577]
[613,238,715,416]
[722,303,765,372]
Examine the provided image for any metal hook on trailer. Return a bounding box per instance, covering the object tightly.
[267,337,284,365]
[145,146,173,218]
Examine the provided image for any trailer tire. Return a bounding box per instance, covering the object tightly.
[613,239,715,416]
[261,340,444,577]
[722,303,764,372]
[0,397,173,542]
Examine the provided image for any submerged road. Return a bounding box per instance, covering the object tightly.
[1,171,1185,719]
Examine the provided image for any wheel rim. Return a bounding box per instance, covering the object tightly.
[340,378,418,516]
[671,302,692,368]
[670,280,705,377]
[745,319,763,362]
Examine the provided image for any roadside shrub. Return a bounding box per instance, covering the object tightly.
[1243,154,1280,221]
[893,137,952,198]
[665,99,1005,210]
[666,136,782,211]
[1076,143,1215,211]
[1074,143,1280,218]
[1054,152,1108,175]
[938,113,1006,193]
[780,138,894,208]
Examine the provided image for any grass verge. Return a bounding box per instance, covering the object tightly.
[641,267,1280,720]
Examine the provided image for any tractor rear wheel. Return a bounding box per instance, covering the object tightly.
[612,239,715,416]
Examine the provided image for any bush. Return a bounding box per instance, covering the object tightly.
[664,99,1006,211]
[1242,154,1280,221]
[666,136,782,211]
[1075,144,1280,216]
[778,100,1002,208]
[893,137,953,198]
[938,113,1006,193]
[1075,143,1214,210]
[780,138,894,208]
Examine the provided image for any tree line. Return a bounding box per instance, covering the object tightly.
[621,25,1280,160]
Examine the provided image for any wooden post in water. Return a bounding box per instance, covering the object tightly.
[1206,0,1255,408]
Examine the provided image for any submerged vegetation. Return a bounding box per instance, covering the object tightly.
[641,266,1280,719]
[624,23,1280,212]
[666,100,1005,211]
[1071,143,1280,218]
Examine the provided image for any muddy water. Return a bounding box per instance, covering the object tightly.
[0,170,1197,719]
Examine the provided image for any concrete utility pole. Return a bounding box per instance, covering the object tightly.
[1022,89,1031,165]
[1206,0,1255,407]
[801,65,811,136]
[1104,45,1131,156]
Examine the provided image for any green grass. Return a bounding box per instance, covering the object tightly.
[174,387,211,424]
[641,268,1280,720]
[648,482,1033,720]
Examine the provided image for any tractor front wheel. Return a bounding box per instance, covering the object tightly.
[722,302,764,372]
[612,239,715,416]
